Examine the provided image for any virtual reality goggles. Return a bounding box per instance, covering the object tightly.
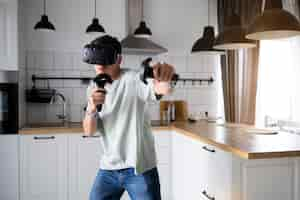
[82,43,118,66]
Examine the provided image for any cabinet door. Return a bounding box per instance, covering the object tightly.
[68,134,102,200]
[20,134,68,200]
[172,132,187,200]
[208,144,232,200]
[241,158,294,200]
[0,0,18,70]
[0,135,19,200]
[183,135,210,200]
[157,164,171,200]
[154,130,172,200]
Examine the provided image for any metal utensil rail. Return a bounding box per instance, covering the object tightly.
[31,74,214,85]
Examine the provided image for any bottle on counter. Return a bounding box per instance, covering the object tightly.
[170,102,176,122]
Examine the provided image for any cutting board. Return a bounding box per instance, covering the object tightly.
[160,100,188,121]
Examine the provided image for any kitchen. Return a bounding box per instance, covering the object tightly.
[1,0,300,200]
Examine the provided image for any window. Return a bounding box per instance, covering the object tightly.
[255,37,300,128]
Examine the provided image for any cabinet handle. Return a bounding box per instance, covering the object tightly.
[202,190,215,200]
[82,135,100,138]
[33,136,55,140]
[202,146,216,153]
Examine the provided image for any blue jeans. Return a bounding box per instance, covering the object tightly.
[89,167,161,200]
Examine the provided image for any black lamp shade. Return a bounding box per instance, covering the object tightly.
[134,21,152,38]
[86,18,105,34]
[34,15,56,31]
[191,26,224,54]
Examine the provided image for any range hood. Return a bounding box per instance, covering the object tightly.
[121,0,167,55]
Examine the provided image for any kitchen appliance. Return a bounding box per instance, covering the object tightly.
[0,71,18,134]
[121,0,167,55]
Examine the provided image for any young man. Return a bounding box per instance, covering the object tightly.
[83,35,175,200]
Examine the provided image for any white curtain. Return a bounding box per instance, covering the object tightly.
[255,0,300,126]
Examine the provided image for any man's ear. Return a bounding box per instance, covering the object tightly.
[116,55,122,65]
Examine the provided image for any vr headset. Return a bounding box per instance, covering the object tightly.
[82,43,118,66]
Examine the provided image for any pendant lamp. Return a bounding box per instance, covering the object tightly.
[34,0,56,31]
[134,0,152,38]
[191,0,224,54]
[86,0,105,34]
[246,0,300,40]
[214,2,256,50]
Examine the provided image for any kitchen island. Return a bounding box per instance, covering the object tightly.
[16,121,300,200]
[20,120,300,159]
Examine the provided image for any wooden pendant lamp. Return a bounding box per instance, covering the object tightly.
[214,1,256,50]
[246,0,300,40]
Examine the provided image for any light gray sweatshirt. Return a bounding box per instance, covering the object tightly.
[86,68,158,174]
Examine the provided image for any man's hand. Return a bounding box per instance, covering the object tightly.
[87,88,106,112]
[153,63,175,95]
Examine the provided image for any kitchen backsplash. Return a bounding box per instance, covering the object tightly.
[25,50,222,124]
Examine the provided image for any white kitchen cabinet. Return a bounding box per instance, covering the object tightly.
[68,134,102,200]
[154,130,172,200]
[235,157,296,200]
[183,135,210,200]
[20,134,68,200]
[0,135,19,200]
[205,143,232,200]
[172,130,300,200]
[172,132,186,200]
[172,132,232,200]
[0,0,18,70]
[174,133,214,200]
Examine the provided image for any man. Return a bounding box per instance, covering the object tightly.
[83,35,175,200]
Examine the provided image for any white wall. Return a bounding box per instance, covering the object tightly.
[23,0,126,51]
[23,0,222,124]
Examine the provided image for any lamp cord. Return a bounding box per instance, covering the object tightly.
[94,0,97,18]
[43,0,46,15]
[142,0,144,21]
[207,0,210,26]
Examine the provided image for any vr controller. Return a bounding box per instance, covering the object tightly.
[141,57,179,84]
[93,74,113,112]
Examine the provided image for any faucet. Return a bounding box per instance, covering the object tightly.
[50,92,68,126]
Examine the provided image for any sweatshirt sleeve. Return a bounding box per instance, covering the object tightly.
[135,70,160,103]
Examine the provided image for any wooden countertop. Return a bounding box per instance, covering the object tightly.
[19,121,300,159]
[173,121,300,159]
[19,123,170,134]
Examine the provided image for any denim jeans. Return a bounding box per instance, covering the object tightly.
[89,167,161,200]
